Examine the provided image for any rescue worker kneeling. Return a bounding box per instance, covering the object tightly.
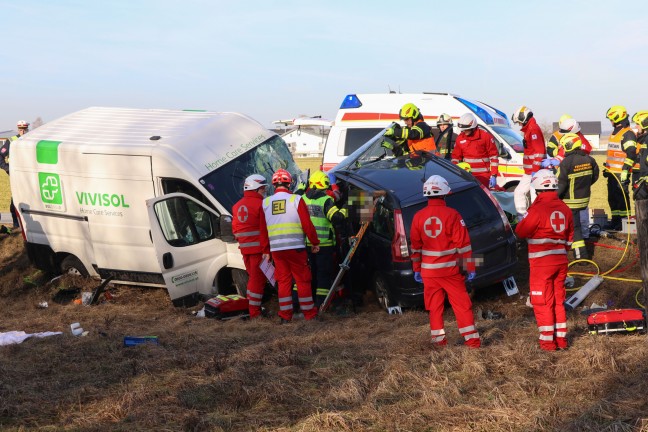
[259,169,321,323]
[409,175,481,348]
[516,170,574,351]
[302,171,348,308]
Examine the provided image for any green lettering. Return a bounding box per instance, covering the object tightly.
[76,191,85,204]
[102,194,110,206]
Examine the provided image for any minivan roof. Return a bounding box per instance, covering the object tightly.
[343,161,477,207]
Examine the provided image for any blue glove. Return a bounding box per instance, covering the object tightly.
[467,272,476,282]
[541,158,560,168]
[414,272,423,283]
[488,176,497,189]
[328,172,336,184]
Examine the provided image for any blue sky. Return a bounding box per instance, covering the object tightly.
[2,0,646,132]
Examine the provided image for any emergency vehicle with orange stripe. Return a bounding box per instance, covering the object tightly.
[321,93,526,189]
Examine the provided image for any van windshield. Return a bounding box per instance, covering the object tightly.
[490,126,525,153]
[199,136,302,213]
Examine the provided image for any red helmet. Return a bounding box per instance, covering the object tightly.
[271,169,292,185]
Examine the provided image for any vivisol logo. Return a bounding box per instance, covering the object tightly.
[38,172,63,205]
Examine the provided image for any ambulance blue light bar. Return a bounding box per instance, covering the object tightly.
[456,97,494,125]
[340,94,362,109]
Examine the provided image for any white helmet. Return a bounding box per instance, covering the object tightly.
[457,113,477,132]
[437,113,453,126]
[243,174,268,191]
[423,175,451,197]
[511,106,533,125]
[16,120,29,129]
[559,117,580,134]
[531,169,558,191]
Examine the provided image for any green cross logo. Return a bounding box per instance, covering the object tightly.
[38,172,63,204]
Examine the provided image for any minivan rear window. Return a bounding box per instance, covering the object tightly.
[344,128,383,155]
[401,187,499,234]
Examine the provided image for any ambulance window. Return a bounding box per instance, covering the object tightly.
[345,128,383,155]
[153,196,219,247]
[162,178,216,211]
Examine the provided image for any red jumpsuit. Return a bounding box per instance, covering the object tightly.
[232,190,269,318]
[260,187,320,321]
[451,129,499,187]
[410,199,481,348]
[515,191,574,351]
[520,117,546,175]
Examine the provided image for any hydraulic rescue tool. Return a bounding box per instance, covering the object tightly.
[319,222,370,313]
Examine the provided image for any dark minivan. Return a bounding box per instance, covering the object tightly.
[330,130,518,311]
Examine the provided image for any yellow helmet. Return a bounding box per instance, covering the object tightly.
[632,111,648,130]
[606,105,628,123]
[399,103,420,121]
[457,162,472,173]
[558,114,572,124]
[559,133,582,153]
[308,170,330,190]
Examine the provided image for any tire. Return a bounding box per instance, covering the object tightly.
[231,268,249,298]
[60,255,89,277]
[373,274,396,313]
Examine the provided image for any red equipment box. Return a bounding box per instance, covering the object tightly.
[204,294,249,320]
[587,309,645,335]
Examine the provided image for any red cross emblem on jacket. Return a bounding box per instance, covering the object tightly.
[424,216,443,238]
[550,211,566,233]
[237,205,249,223]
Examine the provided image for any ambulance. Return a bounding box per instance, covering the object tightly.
[321,93,526,189]
[10,107,303,305]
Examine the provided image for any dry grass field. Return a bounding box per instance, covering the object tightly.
[1,217,647,430]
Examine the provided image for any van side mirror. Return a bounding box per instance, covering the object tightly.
[220,215,235,242]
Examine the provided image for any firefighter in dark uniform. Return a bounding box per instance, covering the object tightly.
[302,170,348,308]
[436,113,456,160]
[556,133,599,260]
[383,103,436,156]
[0,120,29,231]
[632,111,648,200]
[603,106,637,231]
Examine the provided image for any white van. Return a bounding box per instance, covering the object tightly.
[321,93,526,189]
[11,107,302,304]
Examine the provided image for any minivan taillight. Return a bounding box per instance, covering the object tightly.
[480,185,512,232]
[392,209,410,262]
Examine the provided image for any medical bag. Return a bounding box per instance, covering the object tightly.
[204,294,249,320]
[587,308,646,335]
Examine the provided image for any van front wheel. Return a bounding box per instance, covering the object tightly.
[61,255,89,277]
[231,269,249,298]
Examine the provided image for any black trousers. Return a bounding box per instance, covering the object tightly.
[607,173,630,220]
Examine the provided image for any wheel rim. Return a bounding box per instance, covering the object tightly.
[66,267,83,277]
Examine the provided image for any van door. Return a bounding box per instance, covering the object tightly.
[146,192,227,303]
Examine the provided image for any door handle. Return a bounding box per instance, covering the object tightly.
[162,252,173,269]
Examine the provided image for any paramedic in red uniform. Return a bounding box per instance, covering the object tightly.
[384,103,436,155]
[259,169,320,323]
[516,169,574,351]
[451,113,499,189]
[410,175,481,348]
[511,106,546,219]
[231,174,269,319]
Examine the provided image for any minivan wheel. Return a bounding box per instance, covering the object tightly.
[373,275,396,312]
[60,255,89,277]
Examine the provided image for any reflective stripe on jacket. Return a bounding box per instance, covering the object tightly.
[521,117,546,175]
[302,193,335,247]
[451,128,499,177]
[606,126,637,173]
[515,192,574,266]
[232,191,266,255]
[556,150,599,210]
[409,199,473,277]
[263,192,306,252]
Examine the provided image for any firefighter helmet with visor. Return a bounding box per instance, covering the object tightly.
[423,175,451,197]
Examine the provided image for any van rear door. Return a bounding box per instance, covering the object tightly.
[146,192,227,303]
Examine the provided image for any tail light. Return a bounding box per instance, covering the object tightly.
[391,209,410,262]
[480,184,512,232]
